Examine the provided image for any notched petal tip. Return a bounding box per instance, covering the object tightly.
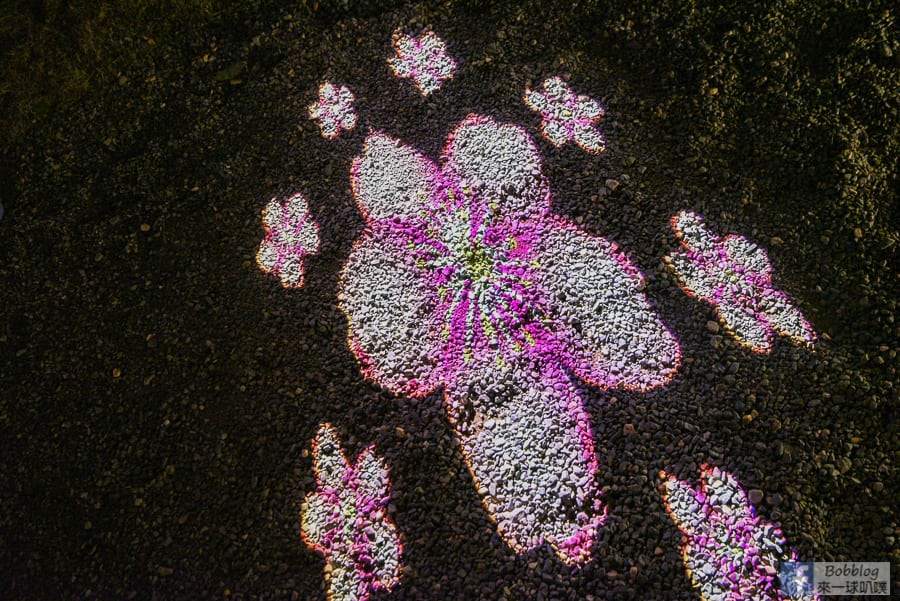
[354,446,391,501]
[312,423,350,489]
[671,210,720,254]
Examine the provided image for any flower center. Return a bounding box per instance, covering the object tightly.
[462,242,495,282]
[412,185,541,361]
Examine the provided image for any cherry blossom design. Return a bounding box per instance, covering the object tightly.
[524,77,606,153]
[256,193,320,288]
[388,31,457,96]
[665,210,816,352]
[301,423,401,601]
[338,114,680,564]
[309,82,358,139]
[661,465,819,601]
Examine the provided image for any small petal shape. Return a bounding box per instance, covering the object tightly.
[354,448,391,503]
[300,424,402,601]
[524,77,606,153]
[761,289,817,345]
[542,119,570,147]
[664,252,722,301]
[257,193,320,289]
[661,465,820,601]
[309,82,358,139]
[716,298,774,351]
[667,210,815,352]
[671,210,719,255]
[724,235,772,276]
[389,31,456,95]
[573,123,606,153]
[301,491,334,551]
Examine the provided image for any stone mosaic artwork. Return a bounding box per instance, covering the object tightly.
[253,28,826,601]
[666,210,816,352]
[301,424,401,601]
[661,465,819,601]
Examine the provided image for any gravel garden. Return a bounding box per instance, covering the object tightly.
[0,1,897,599]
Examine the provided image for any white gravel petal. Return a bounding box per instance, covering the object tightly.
[672,210,720,254]
[665,251,721,300]
[256,240,280,273]
[444,353,602,562]
[444,115,550,220]
[301,491,333,551]
[536,220,680,389]
[354,448,390,501]
[339,230,443,397]
[723,235,772,275]
[761,289,815,345]
[351,132,441,223]
[572,123,605,153]
[542,119,570,147]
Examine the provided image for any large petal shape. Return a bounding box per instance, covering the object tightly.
[339,226,444,397]
[534,218,680,390]
[351,132,442,224]
[443,115,550,222]
[444,353,604,565]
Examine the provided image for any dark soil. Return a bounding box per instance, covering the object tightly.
[1,1,897,599]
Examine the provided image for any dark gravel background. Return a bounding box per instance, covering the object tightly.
[1,1,897,599]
